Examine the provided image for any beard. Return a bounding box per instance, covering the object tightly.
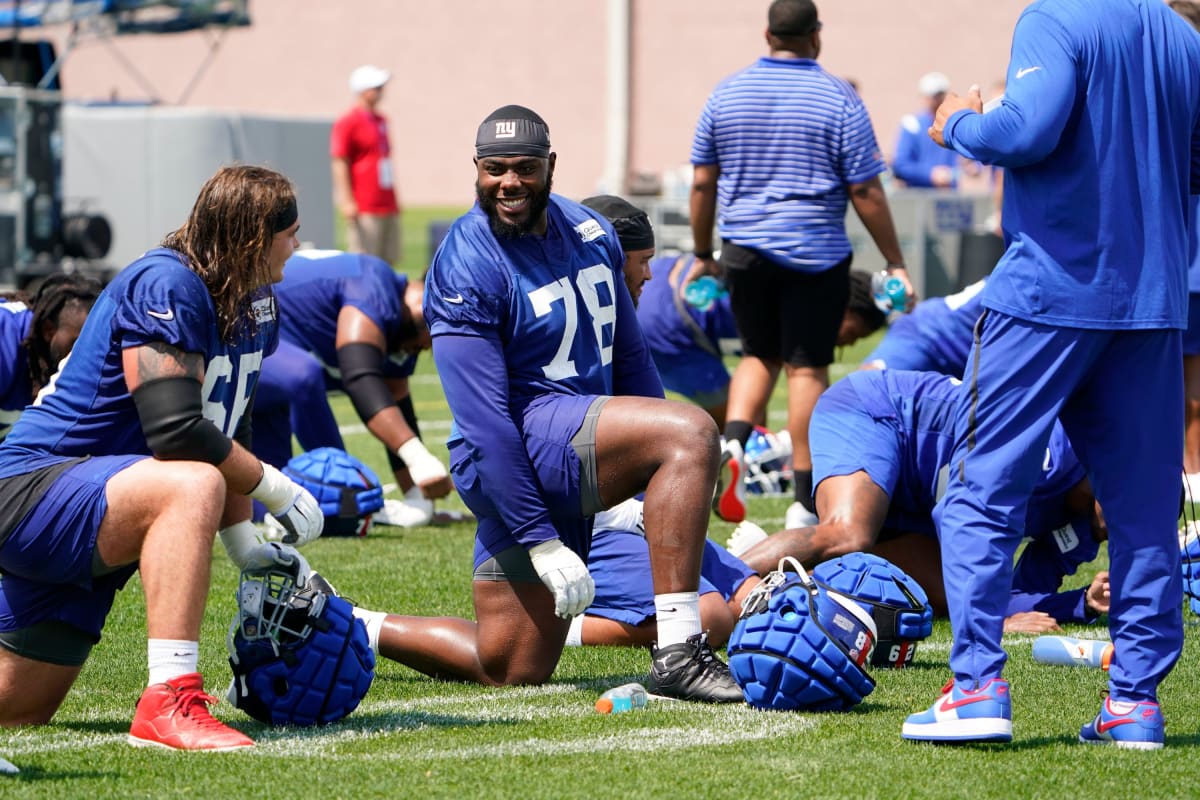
[476,175,553,240]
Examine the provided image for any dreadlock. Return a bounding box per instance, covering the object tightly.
[21,272,102,394]
[160,164,297,343]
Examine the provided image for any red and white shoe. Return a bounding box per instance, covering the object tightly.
[712,439,747,523]
[128,673,254,752]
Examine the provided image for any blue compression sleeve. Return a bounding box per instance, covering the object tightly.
[433,333,559,548]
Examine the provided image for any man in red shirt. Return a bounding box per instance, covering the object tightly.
[331,65,401,265]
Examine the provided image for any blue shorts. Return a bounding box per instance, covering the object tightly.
[587,529,755,625]
[454,394,604,570]
[652,350,730,408]
[809,381,936,538]
[1184,294,1200,356]
[0,454,144,639]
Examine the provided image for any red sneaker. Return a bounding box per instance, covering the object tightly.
[712,439,747,523]
[128,673,254,751]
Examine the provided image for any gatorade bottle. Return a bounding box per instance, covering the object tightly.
[684,276,726,312]
[595,682,649,714]
[1031,636,1113,670]
[871,270,908,314]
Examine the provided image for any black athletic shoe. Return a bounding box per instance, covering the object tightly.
[646,632,744,704]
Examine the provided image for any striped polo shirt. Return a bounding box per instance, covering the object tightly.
[691,57,886,272]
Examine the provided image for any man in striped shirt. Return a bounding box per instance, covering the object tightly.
[689,0,912,531]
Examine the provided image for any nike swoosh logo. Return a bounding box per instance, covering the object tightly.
[147,308,175,321]
[1016,66,1041,79]
[939,685,1006,712]
[1096,717,1136,734]
[443,294,464,304]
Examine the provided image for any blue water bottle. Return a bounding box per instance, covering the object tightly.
[595,682,649,714]
[685,276,725,312]
[871,270,907,314]
[1031,636,1113,670]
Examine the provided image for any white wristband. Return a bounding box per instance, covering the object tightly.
[219,520,264,569]
[248,463,295,512]
[397,437,448,485]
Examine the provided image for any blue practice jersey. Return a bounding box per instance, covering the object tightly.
[1190,197,1200,294]
[426,196,662,548]
[942,0,1200,329]
[274,250,415,385]
[0,249,277,477]
[637,254,740,364]
[0,301,32,440]
[863,280,985,376]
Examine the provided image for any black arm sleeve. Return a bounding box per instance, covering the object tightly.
[337,342,396,423]
[131,376,234,464]
[232,387,255,450]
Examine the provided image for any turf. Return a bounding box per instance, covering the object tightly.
[2,220,1197,798]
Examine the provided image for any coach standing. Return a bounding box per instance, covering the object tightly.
[688,0,911,530]
[903,0,1200,749]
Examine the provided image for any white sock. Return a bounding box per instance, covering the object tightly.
[654,591,701,647]
[147,639,199,686]
[352,606,388,654]
[565,613,585,647]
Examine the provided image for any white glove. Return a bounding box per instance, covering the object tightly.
[528,539,594,619]
[219,522,312,587]
[397,437,450,487]
[593,497,644,536]
[248,463,323,546]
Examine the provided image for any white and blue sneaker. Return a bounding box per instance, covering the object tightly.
[1079,697,1164,750]
[902,678,1013,743]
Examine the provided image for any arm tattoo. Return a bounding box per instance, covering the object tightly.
[134,341,205,383]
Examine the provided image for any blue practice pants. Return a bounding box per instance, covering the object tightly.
[934,311,1183,702]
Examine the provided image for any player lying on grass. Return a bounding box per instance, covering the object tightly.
[730,368,1110,633]
[252,248,453,528]
[1,273,101,440]
[0,166,323,751]
[344,106,742,702]
[564,498,761,648]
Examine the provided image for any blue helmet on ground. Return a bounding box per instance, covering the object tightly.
[812,552,933,669]
[728,557,876,712]
[226,567,375,726]
[1181,525,1200,616]
[743,427,792,497]
[283,447,384,537]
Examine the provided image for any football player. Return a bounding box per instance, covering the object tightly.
[567,498,761,648]
[732,369,1110,632]
[0,273,102,440]
[252,249,452,527]
[0,166,322,751]
[351,105,741,702]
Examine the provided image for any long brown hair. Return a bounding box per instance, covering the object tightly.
[160,164,295,342]
[20,272,102,394]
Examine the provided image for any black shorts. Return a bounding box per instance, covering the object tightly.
[722,243,851,368]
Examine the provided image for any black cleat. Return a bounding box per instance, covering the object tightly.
[646,632,744,704]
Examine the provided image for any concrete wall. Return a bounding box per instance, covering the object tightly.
[39,0,1030,206]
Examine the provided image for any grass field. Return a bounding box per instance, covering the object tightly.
[3,221,1199,798]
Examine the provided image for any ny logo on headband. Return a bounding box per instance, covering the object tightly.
[495,121,516,139]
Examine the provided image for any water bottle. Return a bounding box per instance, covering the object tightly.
[871,270,908,314]
[684,276,725,313]
[1031,636,1113,670]
[595,682,649,714]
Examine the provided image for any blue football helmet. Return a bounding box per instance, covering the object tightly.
[728,557,876,711]
[812,552,933,669]
[283,447,384,537]
[743,427,792,497]
[227,567,375,726]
